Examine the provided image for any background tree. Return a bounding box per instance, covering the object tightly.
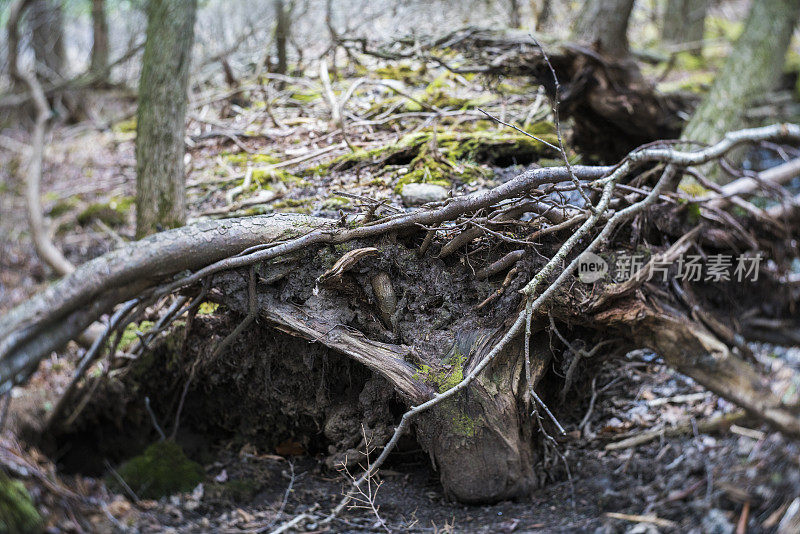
[533,0,551,31]
[571,0,635,59]
[28,0,65,79]
[273,0,289,75]
[509,0,521,28]
[135,0,197,238]
[662,0,709,56]
[90,0,110,85]
[682,0,800,182]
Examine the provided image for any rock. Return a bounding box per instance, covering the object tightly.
[400,183,448,206]
[701,508,734,534]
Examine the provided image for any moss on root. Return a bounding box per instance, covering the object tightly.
[0,472,42,534]
[108,441,203,500]
[413,352,466,394]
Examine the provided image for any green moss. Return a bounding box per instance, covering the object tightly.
[449,412,478,437]
[117,321,155,352]
[374,62,428,84]
[113,117,137,134]
[706,15,744,42]
[395,168,452,193]
[413,352,466,393]
[0,472,42,534]
[496,80,535,95]
[673,51,707,71]
[76,196,134,227]
[412,353,482,436]
[197,302,218,315]
[271,198,312,213]
[108,441,204,500]
[679,181,710,198]
[289,90,322,103]
[443,129,555,162]
[330,144,399,170]
[224,153,282,166]
[48,195,80,217]
[251,168,307,188]
[319,196,351,210]
[330,124,556,194]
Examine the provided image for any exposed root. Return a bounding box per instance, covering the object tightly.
[3,124,800,508]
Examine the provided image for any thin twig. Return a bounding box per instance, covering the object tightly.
[144,396,166,442]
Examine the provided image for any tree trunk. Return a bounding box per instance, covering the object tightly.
[28,0,65,80]
[90,0,110,85]
[681,0,800,183]
[571,0,635,59]
[135,0,197,238]
[509,0,522,28]
[273,0,289,75]
[662,0,709,56]
[534,0,551,31]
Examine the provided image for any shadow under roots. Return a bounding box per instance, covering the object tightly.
[43,315,419,482]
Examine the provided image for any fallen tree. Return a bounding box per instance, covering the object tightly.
[2,124,800,504]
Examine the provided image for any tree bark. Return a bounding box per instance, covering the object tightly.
[28,0,65,80]
[273,0,289,75]
[682,0,800,182]
[135,0,197,238]
[90,0,110,85]
[571,0,635,59]
[662,0,709,56]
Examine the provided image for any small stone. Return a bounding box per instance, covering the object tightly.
[400,183,448,206]
[701,508,734,534]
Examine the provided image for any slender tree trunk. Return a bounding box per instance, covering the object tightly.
[273,0,288,75]
[662,0,709,56]
[682,0,800,183]
[90,0,110,84]
[28,0,65,79]
[509,0,521,28]
[571,0,635,59]
[534,0,551,31]
[135,0,197,238]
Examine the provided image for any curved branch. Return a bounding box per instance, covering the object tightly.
[18,67,74,276]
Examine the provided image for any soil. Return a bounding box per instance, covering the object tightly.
[57,352,800,533]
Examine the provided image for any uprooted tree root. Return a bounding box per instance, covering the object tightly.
[2,124,800,507]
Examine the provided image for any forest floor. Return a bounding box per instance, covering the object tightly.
[2,47,800,533]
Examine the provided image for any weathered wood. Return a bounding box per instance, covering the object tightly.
[592,299,800,437]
